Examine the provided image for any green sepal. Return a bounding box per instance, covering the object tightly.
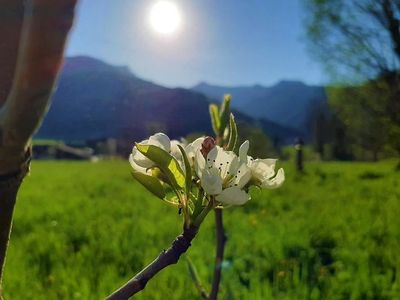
[177,144,192,196]
[136,144,185,191]
[226,113,238,151]
[219,94,232,136]
[191,188,205,221]
[209,103,221,136]
[131,171,166,199]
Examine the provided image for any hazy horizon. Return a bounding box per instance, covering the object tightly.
[64,54,324,89]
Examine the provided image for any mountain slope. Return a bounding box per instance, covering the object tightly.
[37,56,299,144]
[38,56,212,141]
[192,81,329,137]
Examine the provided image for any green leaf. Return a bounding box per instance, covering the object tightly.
[186,258,207,295]
[131,171,166,199]
[226,113,238,151]
[136,144,185,191]
[219,94,231,136]
[209,103,220,135]
[177,145,192,196]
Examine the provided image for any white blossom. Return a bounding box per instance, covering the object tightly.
[201,167,223,195]
[239,140,285,189]
[196,145,252,205]
[185,137,205,166]
[129,154,149,174]
[170,139,187,161]
[216,186,250,205]
[131,133,171,169]
[130,133,284,209]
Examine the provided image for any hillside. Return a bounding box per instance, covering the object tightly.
[36,56,300,143]
[192,81,329,137]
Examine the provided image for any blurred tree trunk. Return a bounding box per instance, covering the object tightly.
[373,150,378,162]
[0,0,24,108]
[0,0,77,296]
[295,138,304,172]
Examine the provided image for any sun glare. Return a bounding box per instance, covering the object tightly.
[149,1,181,35]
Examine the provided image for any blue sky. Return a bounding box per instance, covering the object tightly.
[66,0,326,88]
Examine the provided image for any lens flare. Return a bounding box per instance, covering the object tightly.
[149,1,181,35]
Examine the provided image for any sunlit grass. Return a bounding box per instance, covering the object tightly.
[3,160,400,299]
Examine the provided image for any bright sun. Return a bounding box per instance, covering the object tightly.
[149,1,182,35]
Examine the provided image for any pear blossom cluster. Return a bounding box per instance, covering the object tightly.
[130,132,284,207]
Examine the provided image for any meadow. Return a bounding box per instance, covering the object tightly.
[2,159,400,299]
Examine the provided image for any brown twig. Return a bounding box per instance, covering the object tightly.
[209,208,227,300]
[106,225,199,300]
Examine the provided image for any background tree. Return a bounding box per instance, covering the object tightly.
[310,102,331,159]
[304,0,400,159]
[328,83,388,161]
[237,124,277,158]
[305,0,400,79]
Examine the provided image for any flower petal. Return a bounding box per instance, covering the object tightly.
[185,137,205,164]
[132,146,154,168]
[207,146,238,179]
[129,154,149,174]
[148,133,171,152]
[206,146,219,167]
[250,158,277,182]
[216,187,250,205]
[227,156,240,178]
[194,149,206,178]
[262,168,285,189]
[170,140,183,160]
[232,162,252,188]
[201,168,223,195]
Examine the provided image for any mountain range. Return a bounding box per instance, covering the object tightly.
[192,81,328,137]
[36,56,325,144]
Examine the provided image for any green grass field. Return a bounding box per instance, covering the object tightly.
[2,160,400,299]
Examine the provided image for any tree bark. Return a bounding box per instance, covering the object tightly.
[0,0,77,296]
[0,149,30,293]
[0,0,24,108]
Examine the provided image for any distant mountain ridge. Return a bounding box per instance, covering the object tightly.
[36,56,300,144]
[192,80,329,138]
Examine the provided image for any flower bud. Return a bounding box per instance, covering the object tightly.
[200,136,216,158]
